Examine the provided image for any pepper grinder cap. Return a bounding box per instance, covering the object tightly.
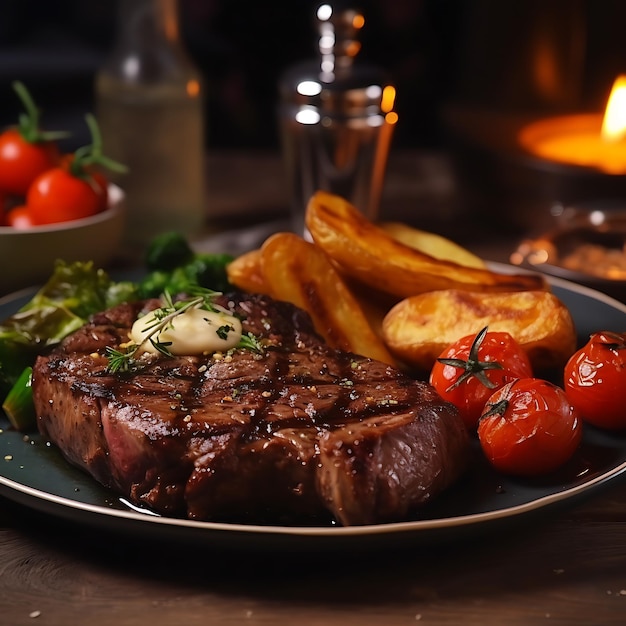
[279,3,394,118]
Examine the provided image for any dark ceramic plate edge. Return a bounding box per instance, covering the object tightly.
[1,266,626,549]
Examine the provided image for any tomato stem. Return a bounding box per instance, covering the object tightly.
[438,326,504,392]
[12,81,69,144]
[69,114,128,179]
[480,398,509,420]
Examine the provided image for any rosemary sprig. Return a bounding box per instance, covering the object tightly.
[105,345,138,374]
[105,288,263,374]
[238,332,264,353]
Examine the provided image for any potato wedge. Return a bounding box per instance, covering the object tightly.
[260,232,396,365]
[342,276,401,342]
[226,249,270,294]
[379,221,486,269]
[306,190,547,298]
[382,289,576,373]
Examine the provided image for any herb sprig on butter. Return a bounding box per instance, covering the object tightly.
[106,288,262,374]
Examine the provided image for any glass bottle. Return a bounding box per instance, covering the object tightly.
[279,3,397,237]
[94,0,206,250]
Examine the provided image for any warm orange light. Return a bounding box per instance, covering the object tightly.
[352,14,365,30]
[186,79,201,98]
[162,0,178,40]
[518,75,626,174]
[385,111,399,125]
[345,41,361,58]
[380,86,396,114]
[601,75,626,142]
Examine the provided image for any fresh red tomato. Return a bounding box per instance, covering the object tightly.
[24,113,125,226]
[0,128,60,197]
[26,167,105,225]
[5,204,39,229]
[0,82,67,197]
[87,169,109,209]
[429,327,533,430]
[564,331,626,430]
[478,378,582,476]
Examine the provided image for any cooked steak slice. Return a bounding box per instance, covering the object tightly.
[32,292,469,526]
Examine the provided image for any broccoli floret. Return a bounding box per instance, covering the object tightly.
[185,253,235,292]
[140,232,234,296]
[138,251,234,298]
[144,232,195,271]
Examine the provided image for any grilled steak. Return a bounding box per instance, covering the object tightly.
[32,292,469,526]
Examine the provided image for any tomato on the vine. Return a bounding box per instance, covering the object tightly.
[429,327,533,430]
[26,114,125,226]
[564,331,626,430]
[0,129,60,197]
[478,378,582,476]
[0,81,66,196]
[27,168,104,224]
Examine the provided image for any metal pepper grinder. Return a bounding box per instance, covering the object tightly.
[279,3,397,236]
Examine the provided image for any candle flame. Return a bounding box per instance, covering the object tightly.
[601,75,626,142]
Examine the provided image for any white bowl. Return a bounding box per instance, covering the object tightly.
[0,184,125,295]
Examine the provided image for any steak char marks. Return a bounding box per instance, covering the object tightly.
[33,292,469,526]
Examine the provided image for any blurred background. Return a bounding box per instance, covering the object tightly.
[1,0,626,294]
[0,0,624,154]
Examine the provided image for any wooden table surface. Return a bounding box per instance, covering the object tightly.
[2,477,626,625]
[2,150,626,626]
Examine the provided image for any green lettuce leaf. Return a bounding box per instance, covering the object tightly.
[0,260,138,396]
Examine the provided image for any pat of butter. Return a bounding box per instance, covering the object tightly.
[131,306,243,355]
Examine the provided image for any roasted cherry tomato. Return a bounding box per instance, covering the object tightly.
[0,81,66,196]
[5,205,38,229]
[430,327,533,430]
[564,331,626,430]
[478,378,582,476]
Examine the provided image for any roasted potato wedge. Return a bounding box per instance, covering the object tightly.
[226,248,269,294]
[382,289,576,373]
[342,277,401,342]
[260,232,396,365]
[306,190,547,298]
[379,221,486,269]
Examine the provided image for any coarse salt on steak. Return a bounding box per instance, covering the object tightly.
[32,292,469,526]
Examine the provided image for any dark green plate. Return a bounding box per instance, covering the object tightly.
[1,269,626,551]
